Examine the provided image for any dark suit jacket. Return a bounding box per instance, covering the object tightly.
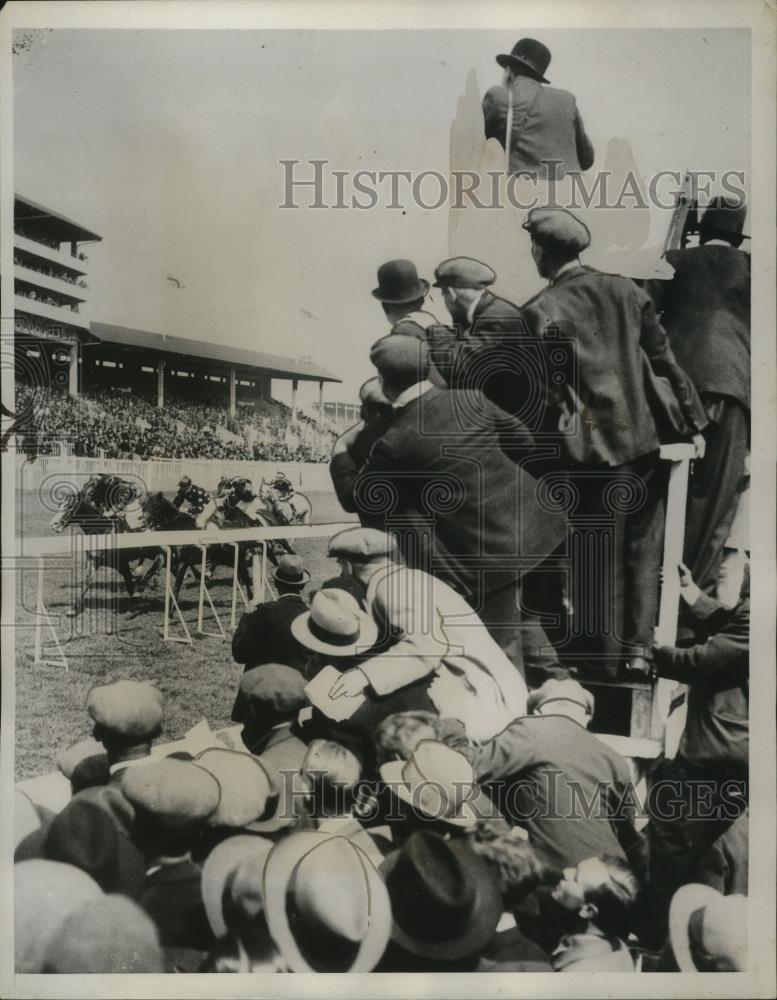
[647,245,750,410]
[140,859,214,951]
[231,594,308,670]
[431,291,543,427]
[230,593,309,721]
[466,714,638,871]
[653,592,749,771]
[330,386,567,605]
[483,76,594,177]
[521,265,707,467]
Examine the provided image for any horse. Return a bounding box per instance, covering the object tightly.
[49,489,160,617]
[142,492,258,602]
[257,475,313,526]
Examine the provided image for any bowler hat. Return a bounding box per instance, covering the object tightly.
[527,678,594,716]
[496,38,551,84]
[669,883,747,972]
[379,830,502,960]
[291,588,379,657]
[263,832,392,972]
[700,195,748,245]
[42,895,163,973]
[432,257,496,289]
[272,553,311,586]
[372,259,430,304]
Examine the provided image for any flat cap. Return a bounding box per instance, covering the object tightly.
[527,678,594,716]
[522,208,591,253]
[15,860,103,973]
[86,679,164,741]
[328,527,399,563]
[369,333,429,383]
[239,663,307,715]
[42,895,163,973]
[194,749,274,830]
[432,257,496,289]
[120,758,221,830]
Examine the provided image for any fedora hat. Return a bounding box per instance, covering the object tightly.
[201,834,275,939]
[272,554,310,587]
[496,38,551,84]
[372,259,430,304]
[379,830,502,960]
[379,740,479,829]
[669,884,748,972]
[263,832,392,972]
[291,588,378,657]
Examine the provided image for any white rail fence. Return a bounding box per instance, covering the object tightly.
[19,522,355,668]
[14,454,336,494]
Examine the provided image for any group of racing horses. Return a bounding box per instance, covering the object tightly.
[49,472,312,616]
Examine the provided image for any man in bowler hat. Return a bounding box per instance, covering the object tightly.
[483,38,595,178]
[230,553,311,721]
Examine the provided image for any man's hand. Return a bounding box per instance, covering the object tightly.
[329,667,369,699]
[692,433,706,459]
[332,421,365,457]
[678,561,702,606]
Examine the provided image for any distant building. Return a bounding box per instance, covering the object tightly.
[314,400,360,431]
[14,194,101,395]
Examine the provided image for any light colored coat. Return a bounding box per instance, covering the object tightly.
[358,564,527,742]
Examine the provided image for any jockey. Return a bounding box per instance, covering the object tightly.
[221,476,255,507]
[83,474,136,519]
[172,475,211,516]
[268,471,295,497]
[174,475,218,531]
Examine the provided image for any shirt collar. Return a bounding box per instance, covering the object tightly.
[549,259,582,285]
[465,289,486,326]
[392,379,434,411]
[704,238,731,247]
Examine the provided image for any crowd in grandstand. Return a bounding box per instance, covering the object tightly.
[12,384,336,463]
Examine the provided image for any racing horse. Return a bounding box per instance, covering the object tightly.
[50,488,159,617]
[257,472,313,526]
[142,493,260,601]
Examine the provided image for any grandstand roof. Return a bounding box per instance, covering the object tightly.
[90,321,341,383]
[15,195,102,244]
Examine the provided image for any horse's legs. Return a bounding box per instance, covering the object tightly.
[136,552,163,592]
[118,554,136,598]
[172,548,191,601]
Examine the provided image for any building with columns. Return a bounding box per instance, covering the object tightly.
[14,194,101,393]
[87,322,340,420]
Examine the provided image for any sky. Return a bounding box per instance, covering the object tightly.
[13,28,750,403]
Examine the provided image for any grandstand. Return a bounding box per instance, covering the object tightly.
[13,195,342,465]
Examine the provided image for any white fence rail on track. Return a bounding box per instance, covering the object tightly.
[16,522,356,558]
[14,454,335,494]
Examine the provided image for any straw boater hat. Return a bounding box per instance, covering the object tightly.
[291,588,378,657]
[263,832,392,972]
[379,740,479,829]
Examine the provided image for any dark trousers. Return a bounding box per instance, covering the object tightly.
[481,580,566,685]
[684,396,749,594]
[646,756,748,942]
[563,455,668,670]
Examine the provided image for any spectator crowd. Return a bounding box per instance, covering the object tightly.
[12,384,336,463]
